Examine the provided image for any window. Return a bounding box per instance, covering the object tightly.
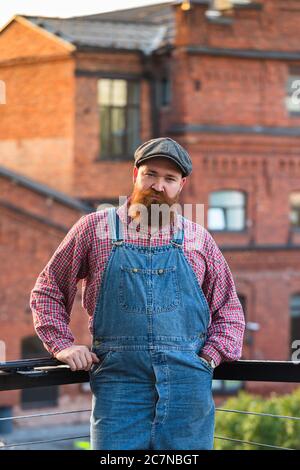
[208,190,246,231]
[290,294,300,358]
[97,79,140,159]
[285,67,300,115]
[161,78,171,106]
[155,77,171,108]
[289,192,300,229]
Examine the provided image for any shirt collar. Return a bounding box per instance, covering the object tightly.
[116,195,181,236]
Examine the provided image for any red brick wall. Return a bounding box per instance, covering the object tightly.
[0,176,91,407]
[0,18,75,193]
[175,1,300,51]
[73,52,152,200]
[1,2,300,403]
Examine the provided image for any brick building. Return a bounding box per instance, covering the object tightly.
[1,0,300,420]
[0,165,95,426]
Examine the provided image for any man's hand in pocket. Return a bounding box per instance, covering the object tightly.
[55,345,100,372]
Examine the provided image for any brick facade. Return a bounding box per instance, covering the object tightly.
[1,1,300,409]
[0,169,93,410]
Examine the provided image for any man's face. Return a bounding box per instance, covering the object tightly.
[128,157,187,229]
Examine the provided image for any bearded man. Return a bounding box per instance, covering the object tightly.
[30,137,245,450]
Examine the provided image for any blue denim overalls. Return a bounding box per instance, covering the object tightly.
[89,207,215,450]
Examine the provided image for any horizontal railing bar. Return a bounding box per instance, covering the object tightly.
[0,435,90,449]
[0,358,300,391]
[216,408,300,421]
[0,368,88,391]
[0,409,91,422]
[0,357,62,371]
[1,407,297,423]
[1,435,294,450]
[214,435,295,450]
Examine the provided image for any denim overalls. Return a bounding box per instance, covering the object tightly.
[89,207,215,450]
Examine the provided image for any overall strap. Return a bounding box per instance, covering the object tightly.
[171,216,184,247]
[107,207,124,245]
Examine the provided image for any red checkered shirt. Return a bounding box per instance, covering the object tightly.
[30,196,245,367]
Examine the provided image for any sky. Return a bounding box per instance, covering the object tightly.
[0,0,174,29]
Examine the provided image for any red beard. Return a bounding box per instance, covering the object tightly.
[128,185,181,231]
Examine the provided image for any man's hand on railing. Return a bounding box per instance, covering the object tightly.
[54,345,100,372]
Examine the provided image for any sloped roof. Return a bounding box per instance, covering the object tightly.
[23,16,170,55]
[69,2,175,24]
[22,2,177,55]
[6,2,261,55]
[0,166,93,213]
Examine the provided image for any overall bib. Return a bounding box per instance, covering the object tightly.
[89,207,215,450]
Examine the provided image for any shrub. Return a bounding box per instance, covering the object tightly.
[214,387,300,450]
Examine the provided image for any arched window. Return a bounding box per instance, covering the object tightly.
[208,190,246,231]
[285,67,300,115]
[289,192,300,229]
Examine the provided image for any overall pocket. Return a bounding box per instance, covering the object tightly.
[193,352,214,374]
[119,265,180,314]
[89,350,114,377]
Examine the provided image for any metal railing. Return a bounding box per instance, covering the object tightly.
[0,358,299,450]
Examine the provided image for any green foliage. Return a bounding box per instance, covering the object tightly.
[214,388,300,450]
[73,439,90,450]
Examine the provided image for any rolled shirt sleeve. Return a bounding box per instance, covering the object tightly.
[200,232,246,367]
[30,214,90,356]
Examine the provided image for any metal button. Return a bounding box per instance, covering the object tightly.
[158,269,164,274]
[132,268,138,273]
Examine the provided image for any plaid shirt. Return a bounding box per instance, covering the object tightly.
[30,196,245,367]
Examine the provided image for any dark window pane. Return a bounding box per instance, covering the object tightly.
[127,107,140,154]
[127,82,140,105]
[100,107,110,156]
[161,78,171,106]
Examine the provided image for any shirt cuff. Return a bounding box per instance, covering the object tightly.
[201,344,223,367]
[47,340,74,357]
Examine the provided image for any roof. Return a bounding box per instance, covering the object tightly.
[69,2,175,24]
[21,2,177,55]
[0,166,94,214]
[4,2,262,55]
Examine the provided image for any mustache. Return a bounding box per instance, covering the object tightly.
[137,188,169,203]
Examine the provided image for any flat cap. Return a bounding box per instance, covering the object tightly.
[134,137,192,177]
